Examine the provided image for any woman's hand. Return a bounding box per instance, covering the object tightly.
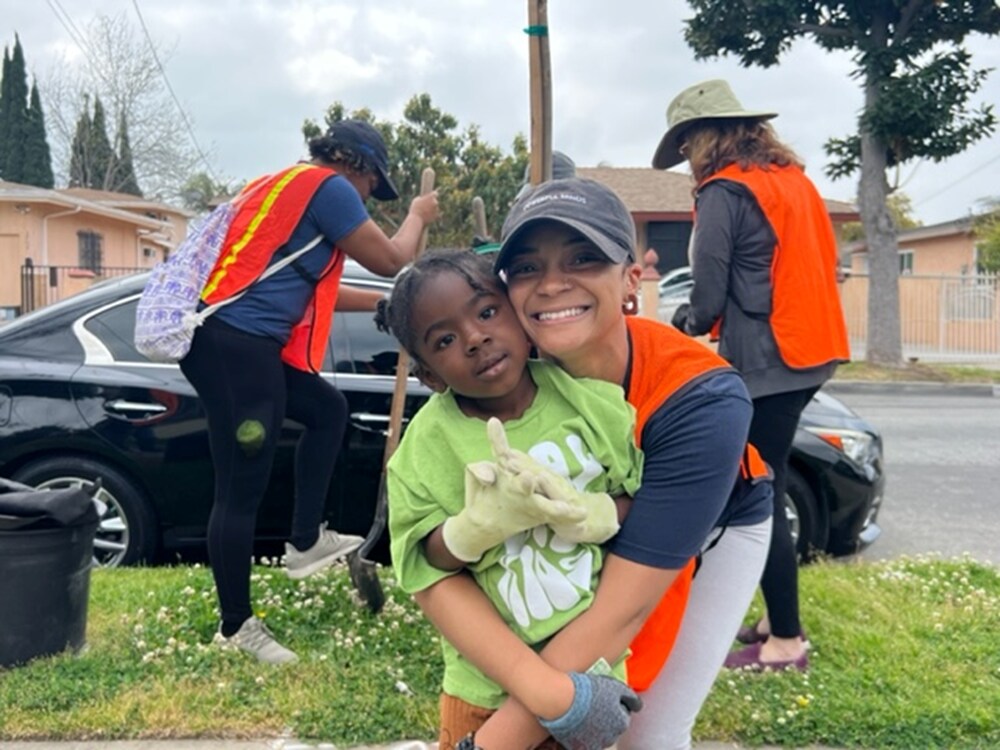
[408,190,440,226]
[538,672,642,750]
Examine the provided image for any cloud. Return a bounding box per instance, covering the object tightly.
[6,0,999,223]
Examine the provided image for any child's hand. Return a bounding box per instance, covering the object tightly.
[441,458,587,563]
[487,418,621,544]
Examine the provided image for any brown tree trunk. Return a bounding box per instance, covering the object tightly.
[858,20,903,366]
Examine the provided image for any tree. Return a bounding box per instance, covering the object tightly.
[24,81,54,188]
[179,171,238,214]
[303,94,528,247]
[974,199,1000,273]
[0,35,30,183]
[42,13,205,201]
[87,96,116,190]
[841,192,921,244]
[684,1,1000,365]
[114,112,142,196]
[68,96,92,188]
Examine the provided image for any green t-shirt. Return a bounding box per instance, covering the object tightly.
[388,360,643,708]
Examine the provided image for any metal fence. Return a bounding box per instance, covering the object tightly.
[20,260,145,315]
[840,271,1000,362]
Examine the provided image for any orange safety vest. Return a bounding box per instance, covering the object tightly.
[623,316,769,691]
[201,164,345,373]
[700,164,849,369]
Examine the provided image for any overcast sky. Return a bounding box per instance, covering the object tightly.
[6,0,1000,225]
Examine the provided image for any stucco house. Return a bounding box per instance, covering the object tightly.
[0,181,192,319]
[578,166,859,272]
[847,217,980,276]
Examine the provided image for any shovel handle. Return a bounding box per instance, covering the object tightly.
[382,167,435,465]
[472,196,488,239]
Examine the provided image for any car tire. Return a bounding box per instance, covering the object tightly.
[12,457,158,568]
[783,467,826,563]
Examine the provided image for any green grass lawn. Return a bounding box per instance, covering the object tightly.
[1,555,998,749]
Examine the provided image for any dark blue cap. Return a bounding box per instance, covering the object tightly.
[325,119,399,201]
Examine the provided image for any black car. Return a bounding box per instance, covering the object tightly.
[0,264,883,566]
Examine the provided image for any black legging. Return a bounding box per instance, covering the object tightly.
[180,316,348,632]
[747,386,819,640]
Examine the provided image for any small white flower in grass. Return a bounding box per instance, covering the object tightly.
[255,676,265,685]
[395,680,414,696]
[777,717,787,725]
[135,640,146,650]
[318,654,328,662]
[182,586,195,596]
[216,682,227,690]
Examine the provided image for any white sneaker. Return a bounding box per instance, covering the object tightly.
[284,522,365,580]
[218,617,297,664]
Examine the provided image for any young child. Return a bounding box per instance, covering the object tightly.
[376,250,643,750]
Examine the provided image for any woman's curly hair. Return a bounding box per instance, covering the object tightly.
[308,132,373,175]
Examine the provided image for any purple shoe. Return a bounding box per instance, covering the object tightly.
[723,641,809,672]
[735,619,767,644]
[735,620,808,645]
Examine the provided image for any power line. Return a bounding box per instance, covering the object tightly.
[45,0,99,74]
[130,0,219,182]
[915,149,1000,207]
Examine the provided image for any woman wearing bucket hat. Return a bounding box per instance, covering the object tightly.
[180,119,439,664]
[656,79,850,675]
[411,178,774,750]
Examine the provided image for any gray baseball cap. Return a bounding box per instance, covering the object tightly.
[495,178,636,273]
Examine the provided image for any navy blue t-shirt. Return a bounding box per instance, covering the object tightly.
[212,174,370,341]
[609,371,773,569]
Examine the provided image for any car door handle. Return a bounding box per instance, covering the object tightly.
[104,400,169,415]
[349,412,409,436]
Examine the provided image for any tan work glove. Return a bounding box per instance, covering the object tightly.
[442,419,588,563]
[487,416,621,544]
[531,462,621,545]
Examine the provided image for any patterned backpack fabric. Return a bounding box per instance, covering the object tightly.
[134,201,239,363]
[133,198,323,364]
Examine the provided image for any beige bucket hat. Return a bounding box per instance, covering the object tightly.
[651,79,778,169]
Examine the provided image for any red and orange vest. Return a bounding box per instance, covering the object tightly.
[623,315,769,691]
[201,164,345,373]
[701,164,850,369]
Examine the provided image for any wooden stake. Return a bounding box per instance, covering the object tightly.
[527,0,552,186]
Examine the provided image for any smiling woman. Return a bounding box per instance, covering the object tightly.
[374,248,645,749]
[408,178,774,750]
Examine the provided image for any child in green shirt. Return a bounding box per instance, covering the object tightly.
[375,250,642,749]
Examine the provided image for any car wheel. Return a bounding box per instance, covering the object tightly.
[12,457,158,568]
[783,467,825,562]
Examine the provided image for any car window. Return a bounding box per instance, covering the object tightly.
[336,310,400,376]
[83,299,147,363]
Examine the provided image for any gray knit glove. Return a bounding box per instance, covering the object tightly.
[538,672,642,750]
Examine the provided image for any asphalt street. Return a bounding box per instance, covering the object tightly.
[826,383,1000,565]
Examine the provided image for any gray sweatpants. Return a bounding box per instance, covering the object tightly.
[618,518,772,750]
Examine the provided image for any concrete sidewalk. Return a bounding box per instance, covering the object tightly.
[0,743,850,750]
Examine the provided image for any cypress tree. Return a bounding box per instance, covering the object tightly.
[68,95,92,188]
[0,47,11,178]
[24,81,53,188]
[0,36,30,183]
[114,111,141,196]
[88,95,115,190]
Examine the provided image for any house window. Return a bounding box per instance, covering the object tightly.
[78,231,103,272]
[898,249,914,276]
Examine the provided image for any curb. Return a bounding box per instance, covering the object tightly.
[824,379,999,397]
[0,743,851,750]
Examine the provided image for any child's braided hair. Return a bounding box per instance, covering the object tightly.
[374,250,503,364]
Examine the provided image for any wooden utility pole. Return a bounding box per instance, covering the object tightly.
[527,0,552,186]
